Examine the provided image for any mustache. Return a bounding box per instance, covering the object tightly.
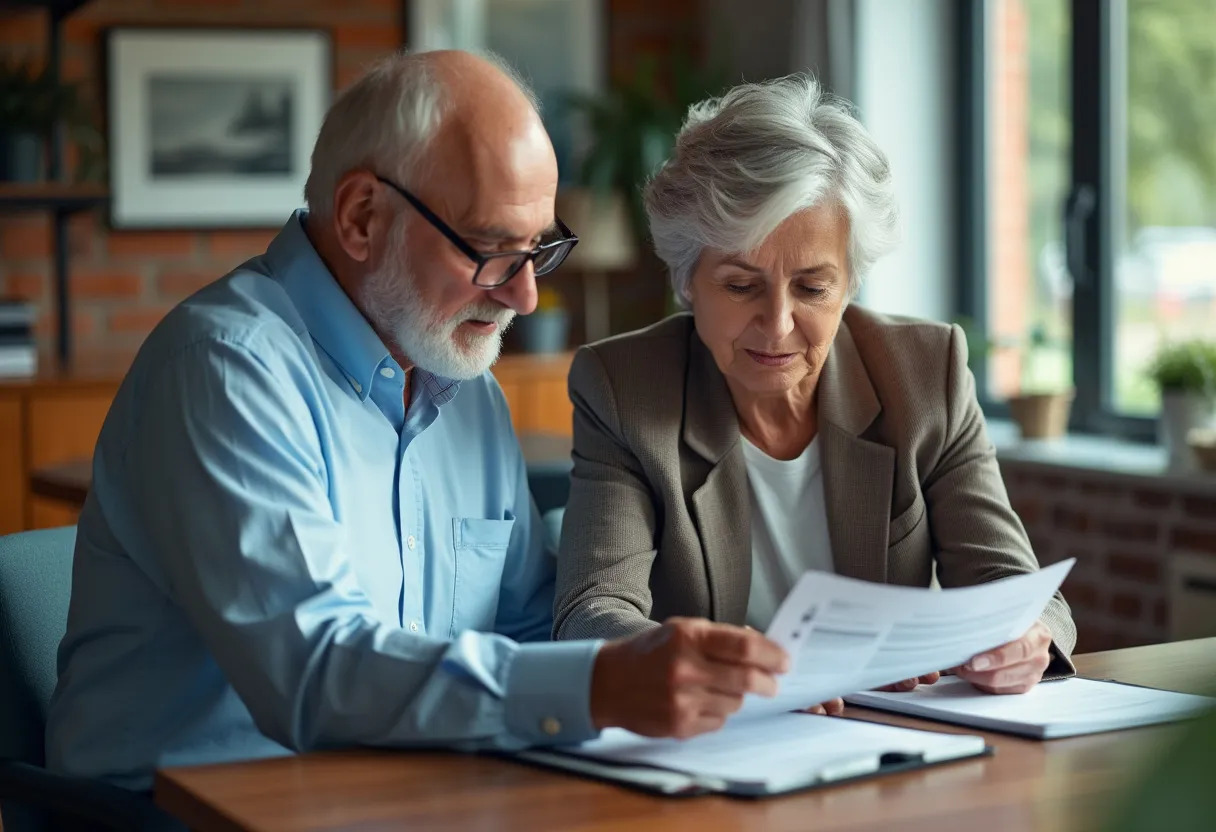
[457,301,515,327]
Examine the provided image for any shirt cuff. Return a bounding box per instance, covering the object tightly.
[504,639,602,746]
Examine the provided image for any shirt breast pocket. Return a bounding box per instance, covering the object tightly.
[450,516,516,636]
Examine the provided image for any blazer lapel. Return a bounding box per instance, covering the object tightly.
[818,318,894,584]
[683,328,751,624]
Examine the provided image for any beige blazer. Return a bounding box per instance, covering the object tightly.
[554,307,1076,675]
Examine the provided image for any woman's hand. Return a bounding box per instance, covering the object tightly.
[801,698,845,716]
[875,671,942,692]
[954,621,1053,694]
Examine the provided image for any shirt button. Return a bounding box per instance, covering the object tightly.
[349,378,363,393]
[380,367,396,378]
[406,535,416,550]
[409,621,419,632]
[541,717,562,736]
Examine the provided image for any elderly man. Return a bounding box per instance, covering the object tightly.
[46,51,787,793]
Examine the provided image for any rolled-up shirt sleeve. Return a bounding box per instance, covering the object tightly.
[121,334,600,751]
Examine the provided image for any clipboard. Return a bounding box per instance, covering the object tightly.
[503,713,993,798]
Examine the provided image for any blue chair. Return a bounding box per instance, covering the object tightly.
[0,527,181,832]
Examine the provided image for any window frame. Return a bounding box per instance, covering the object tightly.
[957,0,1158,442]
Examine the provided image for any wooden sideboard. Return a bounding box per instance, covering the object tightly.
[0,351,575,534]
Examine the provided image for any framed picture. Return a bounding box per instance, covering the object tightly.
[407,0,605,183]
[106,27,332,229]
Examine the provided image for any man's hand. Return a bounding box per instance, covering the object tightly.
[590,617,789,739]
[954,621,1053,694]
[875,671,942,693]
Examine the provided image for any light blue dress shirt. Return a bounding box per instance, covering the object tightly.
[45,212,601,790]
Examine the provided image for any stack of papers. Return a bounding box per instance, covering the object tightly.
[738,559,1075,719]
[845,676,1216,738]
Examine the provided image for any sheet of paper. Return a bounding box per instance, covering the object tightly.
[563,713,986,790]
[736,560,1074,719]
[845,676,1216,737]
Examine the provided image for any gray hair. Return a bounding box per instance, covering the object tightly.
[305,50,540,218]
[644,73,898,305]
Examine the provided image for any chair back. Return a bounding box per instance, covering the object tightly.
[0,526,77,766]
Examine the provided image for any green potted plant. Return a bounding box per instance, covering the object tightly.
[0,58,97,182]
[563,55,725,240]
[1146,339,1216,471]
[1006,324,1074,440]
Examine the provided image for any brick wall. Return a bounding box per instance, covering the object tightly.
[1003,460,1216,653]
[0,0,402,362]
[0,0,702,361]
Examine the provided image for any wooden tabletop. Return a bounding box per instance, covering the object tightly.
[155,638,1216,832]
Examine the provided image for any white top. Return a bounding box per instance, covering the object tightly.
[741,435,835,630]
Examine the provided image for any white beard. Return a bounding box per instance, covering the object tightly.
[358,227,515,380]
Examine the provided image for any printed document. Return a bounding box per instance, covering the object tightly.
[736,559,1074,719]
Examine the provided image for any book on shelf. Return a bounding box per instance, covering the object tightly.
[0,298,37,378]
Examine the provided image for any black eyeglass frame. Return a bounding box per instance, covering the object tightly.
[375,175,579,287]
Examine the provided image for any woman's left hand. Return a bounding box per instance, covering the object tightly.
[802,698,845,716]
[955,621,1053,694]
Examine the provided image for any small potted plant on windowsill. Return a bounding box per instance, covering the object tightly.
[1006,324,1074,440]
[1146,339,1216,472]
[515,286,570,355]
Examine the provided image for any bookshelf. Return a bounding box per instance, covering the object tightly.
[0,0,106,364]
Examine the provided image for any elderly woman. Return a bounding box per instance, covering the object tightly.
[554,74,1076,695]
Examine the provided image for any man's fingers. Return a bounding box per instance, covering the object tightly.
[919,671,942,685]
[967,636,1029,672]
[957,657,1046,692]
[700,658,780,698]
[698,625,790,673]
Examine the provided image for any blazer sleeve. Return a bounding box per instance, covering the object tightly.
[925,325,1078,679]
[553,346,663,641]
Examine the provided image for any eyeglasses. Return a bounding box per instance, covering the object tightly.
[375,175,579,288]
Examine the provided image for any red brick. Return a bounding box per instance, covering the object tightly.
[1010,497,1042,526]
[1132,489,1172,510]
[0,11,45,47]
[334,23,402,51]
[207,230,276,260]
[4,273,46,300]
[1061,579,1100,611]
[108,306,171,333]
[1102,519,1159,543]
[72,271,142,300]
[1181,496,1216,521]
[1110,593,1143,620]
[1078,480,1125,499]
[157,271,217,298]
[1107,552,1162,583]
[1052,506,1090,533]
[1171,527,1216,554]
[1,217,52,259]
[62,14,100,47]
[106,231,197,259]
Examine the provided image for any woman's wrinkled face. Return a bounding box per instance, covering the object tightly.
[687,203,850,400]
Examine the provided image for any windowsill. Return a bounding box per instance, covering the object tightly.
[987,419,1216,496]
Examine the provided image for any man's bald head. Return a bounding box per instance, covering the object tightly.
[304,50,548,217]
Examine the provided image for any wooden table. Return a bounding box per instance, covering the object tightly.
[155,638,1216,832]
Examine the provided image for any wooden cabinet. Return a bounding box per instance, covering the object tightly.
[0,352,575,533]
[492,352,575,437]
[0,366,120,534]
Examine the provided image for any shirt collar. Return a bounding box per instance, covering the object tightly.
[269,210,461,405]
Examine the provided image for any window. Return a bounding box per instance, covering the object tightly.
[960,0,1216,437]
